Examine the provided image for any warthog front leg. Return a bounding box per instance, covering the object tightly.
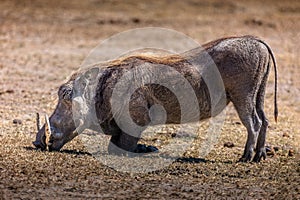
[108,132,158,155]
[108,132,140,155]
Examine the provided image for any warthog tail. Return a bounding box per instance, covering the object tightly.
[257,38,278,122]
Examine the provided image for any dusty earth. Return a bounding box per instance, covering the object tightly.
[0,0,299,199]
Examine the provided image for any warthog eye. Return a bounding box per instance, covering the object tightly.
[62,89,72,100]
[59,85,73,101]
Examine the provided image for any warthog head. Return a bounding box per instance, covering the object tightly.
[33,83,78,151]
[33,68,99,151]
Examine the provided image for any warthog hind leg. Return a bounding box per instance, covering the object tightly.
[253,71,269,162]
[231,94,262,162]
[239,111,261,162]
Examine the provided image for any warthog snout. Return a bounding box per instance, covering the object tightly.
[33,96,78,151]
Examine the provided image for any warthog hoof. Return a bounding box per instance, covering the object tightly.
[134,144,159,153]
[253,148,267,162]
[238,152,253,162]
[108,142,158,156]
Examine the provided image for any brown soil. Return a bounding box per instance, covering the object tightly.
[0,0,299,199]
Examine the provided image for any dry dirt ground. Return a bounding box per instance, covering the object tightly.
[0,0,299,199]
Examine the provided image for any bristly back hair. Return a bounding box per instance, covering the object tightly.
[65,53,185,83]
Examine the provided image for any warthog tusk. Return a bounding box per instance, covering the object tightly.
[44,114,52,149]
[36,113,41,132]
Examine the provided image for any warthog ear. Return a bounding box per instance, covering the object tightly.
[83,67,99,82]
[74,67,99,93]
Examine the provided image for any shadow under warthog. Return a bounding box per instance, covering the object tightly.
[24,146,92,156]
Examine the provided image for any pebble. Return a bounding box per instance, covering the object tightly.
[266,146,275,156]
[273,146,280,152]
[282,133,290,137]
[13,119,22,124]
[155,139,161,145]
[0,89,14,95]
[224,142,234,148]
[288,149,294,156]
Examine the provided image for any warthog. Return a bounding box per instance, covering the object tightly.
[33,35,278,162]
